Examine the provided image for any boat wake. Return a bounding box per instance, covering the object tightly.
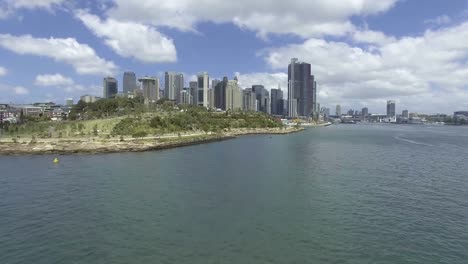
[394,135,434,147]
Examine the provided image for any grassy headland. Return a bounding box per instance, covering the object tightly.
[0,97,303,154]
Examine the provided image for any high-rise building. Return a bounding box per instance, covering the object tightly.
[189,81,198,105]
[103,77,118,99]
[311,77,317,116]
[362,107,368,117]
[212,79,221,90]
[138,77,159,101]
[270,88,284,115]
[387,100,396,117]
[402,110,409,118]
[347,109,354,116]
[207,88,215,109]
[164,72,184,102]
[123,71,137,94]
[197,72,209,107]
[214,77,228,110]
[288,58,315,118]
[225,80,242,111]
[252,85,270,114]
[242,88,256,112]
[180,89,193,105]
[66,98,73,106]
[336,104,341,116]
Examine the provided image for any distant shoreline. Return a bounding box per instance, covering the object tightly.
[0,127,304,155]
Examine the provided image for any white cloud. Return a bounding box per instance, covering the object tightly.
[424,15,452,25]
[35,73,74,86]
[0,66,7,76]
[352,30,396,45]
[34,73,87,93]
[0,34,117,76]
[258,21,468,113]
[108,0,399,38]
[235,72,288,92]
[14,86,29,95]
[76,10,177,63]
[9,0,64,9]
[0,83,29,98]
[0,0,64,19]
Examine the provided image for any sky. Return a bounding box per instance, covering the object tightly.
[0,0,468,114]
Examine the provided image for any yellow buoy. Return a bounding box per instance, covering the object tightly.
[53,158,59,163]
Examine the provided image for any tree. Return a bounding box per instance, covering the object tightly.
[93,124,98,136]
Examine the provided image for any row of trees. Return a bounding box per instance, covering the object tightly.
[111,107,283,137]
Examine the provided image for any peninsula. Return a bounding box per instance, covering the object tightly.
[0,97,303,155]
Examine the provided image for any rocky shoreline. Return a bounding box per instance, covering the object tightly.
[0,127,304,155]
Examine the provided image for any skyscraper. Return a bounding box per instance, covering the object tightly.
[362,107,369,117]
[252,85,270,114]
[123,71,137,94]
[180,89,193,105]
[387,100,396,118]
[197,72,209,107]
[189,81,198,105]
[212,79,221,90]
[214,77,228,110]
[242,88,256,112]
[103,77,118,99]
[165,72,184,102]
[402,110,409,118]
[225,80,242,111]
[270,88,284,115]
[288,58,315,118]
[138,77,159,101]
[336,105,341,116]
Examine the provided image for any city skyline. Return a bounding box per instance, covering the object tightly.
[0,0,468,114]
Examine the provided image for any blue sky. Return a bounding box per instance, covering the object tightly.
[1,0,468,114]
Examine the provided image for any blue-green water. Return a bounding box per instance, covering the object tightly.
[1,124,467,263]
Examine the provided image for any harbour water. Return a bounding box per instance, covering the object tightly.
[1,124,467,263]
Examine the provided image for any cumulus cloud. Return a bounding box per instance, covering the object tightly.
[352,30,396,46]
[0,66,7,76]
[0,34,117,76]
[0,83,30,98]
[35,73,74,86]
[235,72,288,92]
[258,21,468,113]
[14,86,29,95]
[9,0,64,9]
[34,73,87,93]
[0,0,64,19]
[76,10,177,63]
[424,15,452,25]
[108,0,399,38]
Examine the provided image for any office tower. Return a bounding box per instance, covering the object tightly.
[362,107,369,117]
[402,110,409,118]
[311,77,317,116]
[242,88,256,112]
[138,77,159,101]
[212,79,221,90]
[316,103,321,115]
[270,88,284,115]
[225,80,242,111]
[214,77,228,110]
[66,98,73,106]
[348,109,354,116]
[288,58,315,118]
[321,107,330,118]
[252,85,270,114]
[189,81,198,105]
[123,71,137,94]
[207,88,215,108]
[197,72,209,107]
[180,89,193,105]
[336,104,341,116]
[387,100,396,117]
[103,77,118,99]
[165,72,184,102]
